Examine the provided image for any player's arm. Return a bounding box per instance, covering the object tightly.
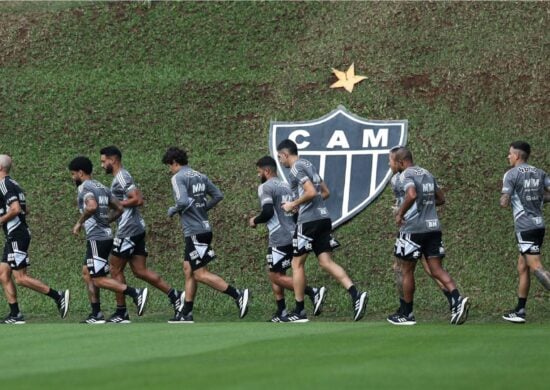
[500,170,513,208]
[205,178,224,211]
[500,193,511,208]
[122,188,144,208]
[108,196,124,223]
[73,194,97,235]
[396,185,417,226]
[0,200,21,226]
[320,181,330,200]
[544,177,550,203]
[168,175,193,217]
[282,179,316,212]
[435,188,445,206]
[249,203,274,228]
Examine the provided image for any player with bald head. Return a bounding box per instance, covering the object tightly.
[0,155,69,324]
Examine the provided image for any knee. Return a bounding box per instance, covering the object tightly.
[517,262,529,274]
[193,269,206,283]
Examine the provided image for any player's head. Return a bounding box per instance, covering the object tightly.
[508,141,530,166]
[389,146,413,173]
[68,156,93,187]
[256,155,277,183]
[0,154,12,175]
[162,147,188,174]
[99,145,122,175]
[276,139,298,168]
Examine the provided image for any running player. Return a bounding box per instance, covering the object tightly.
[100,146,184,323]
[0,154,69,324]
[68,156,148,324]
[390,171,453,313]
[276,139,368,323]
[249,156,326,322]
[162,147,249,323]
[387,146,469,325]
[500,141,550,323]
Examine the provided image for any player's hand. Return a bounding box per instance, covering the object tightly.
[72,222,82,235]
[167,206,178,218]
[281,202,294,213]
[395,214,404,227]
[248,217,256,228]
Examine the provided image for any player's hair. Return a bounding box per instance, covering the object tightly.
[276,139,298,155]
[100,145,122,160]
[390,146,413,163]
[68,156,93,174]
[510,141,530,161]
[0,154,12,173]
[162,147,188,165]
[256,155,277,171]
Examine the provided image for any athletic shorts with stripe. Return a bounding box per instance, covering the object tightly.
[394,231,445,261]
[111,232,148,258]
[267,244,293,273]
[184,232,216,271]
[293,218,340,257]
[2,228,31,270]
[83,239,113,278]
[516,228,545,255]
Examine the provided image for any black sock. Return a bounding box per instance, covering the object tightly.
[399,298,406,313]
[182,301,194,316]
[295,300,305,313]
[46,288,61,301]
[276,298,286,314]
[304,286,315,299]
[348,285,358,300]
[116,305,127,315]
[223,285,239,300]
[403,301,414,316]
[442,289,452,308]
[167,288,177,303]
[91,302,101,316]
[123,287,138,298]
[9,302,20,316]
[516,297,527,311]
[450,289,460,305]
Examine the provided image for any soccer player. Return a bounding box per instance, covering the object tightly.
[68,156,148,324]
[390,172,454,312]
[162,147,249,323]
[100,146,184,323]
[249,156,326,322]
[0,154,69,324]
[500,141,550,323]
[276,139,368,323]
[387,146,469,325]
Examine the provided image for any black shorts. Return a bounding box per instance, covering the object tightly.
[185,232,215,271]
[516,228,545,255]
[394,231,445,261]
[293,219,340,257]
[267,245,293,273]
[2,228,31,270]
[84,239,113,278]
[111,232,148,258]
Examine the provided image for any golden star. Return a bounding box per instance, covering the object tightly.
[330,63,366,93]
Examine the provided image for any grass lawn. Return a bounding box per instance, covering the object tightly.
[1,322,549,389]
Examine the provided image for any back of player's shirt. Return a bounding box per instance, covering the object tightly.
[171,166,223,237]
[502,163,548,232]
[78,179,113,241]
[0,176,28,236]
[111,168,145,237]
[258,177,295,247]
[398,166,441,233]
[288,158,330,224]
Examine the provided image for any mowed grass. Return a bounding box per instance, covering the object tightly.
[0,322,548,390]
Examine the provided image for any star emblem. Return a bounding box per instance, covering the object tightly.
[330,63,366,93]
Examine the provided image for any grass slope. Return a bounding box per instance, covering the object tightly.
[0,2,548,320]
[1,322,549,389]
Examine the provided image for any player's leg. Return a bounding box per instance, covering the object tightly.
[107,254,131,323]
[81,264,104,324]
[524,254,550,290]
[268,274,287,321]
[169,260,195,324]
[0,262,25,323]
[421,258,452,309]
[503,254,530,323]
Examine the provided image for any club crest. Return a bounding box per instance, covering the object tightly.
[269,106,408,228]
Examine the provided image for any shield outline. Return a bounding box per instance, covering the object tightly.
[269,105,408,228]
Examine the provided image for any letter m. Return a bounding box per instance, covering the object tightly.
[363,128,388,147]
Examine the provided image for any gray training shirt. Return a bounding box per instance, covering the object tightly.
[396,166,441,234]
[257,177,295,247]
[111,168,146,237]
[170,166,224,237]
[288,158,330,224]
[77,179,113,241]
[502,163,549,233]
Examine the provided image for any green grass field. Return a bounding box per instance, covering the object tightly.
[1,322,549,389]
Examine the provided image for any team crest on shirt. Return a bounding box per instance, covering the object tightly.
[269,106,408,228]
